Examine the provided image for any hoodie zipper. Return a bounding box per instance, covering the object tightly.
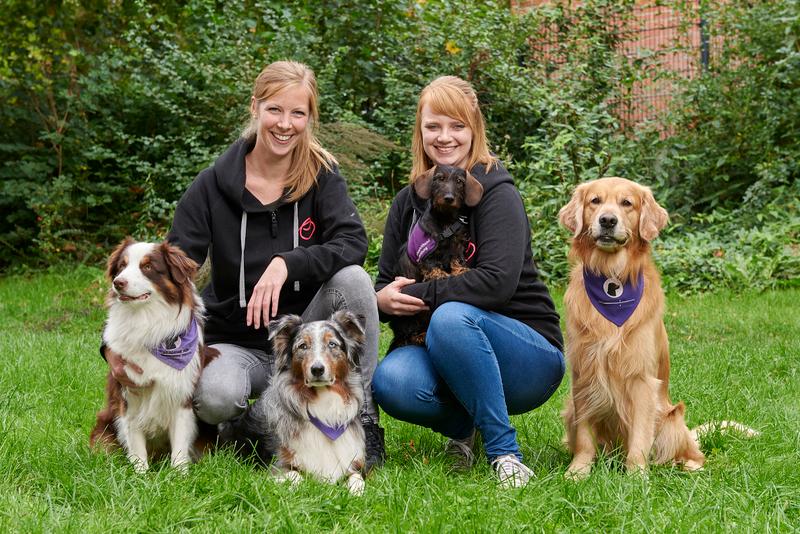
[270,210,278,238]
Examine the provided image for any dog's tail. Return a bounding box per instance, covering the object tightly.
[690,421,760,441]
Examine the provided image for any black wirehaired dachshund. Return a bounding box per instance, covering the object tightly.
[389,164,484,350]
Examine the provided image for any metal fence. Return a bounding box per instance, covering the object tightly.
[514,0,708,130]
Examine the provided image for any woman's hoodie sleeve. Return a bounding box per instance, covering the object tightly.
[167,168,215,266]
[277,169,368,282]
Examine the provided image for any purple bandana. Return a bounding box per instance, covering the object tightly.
[407,222,437,264]
[583,268,644,327]
[308,410,347,441]
[150,317,199,370]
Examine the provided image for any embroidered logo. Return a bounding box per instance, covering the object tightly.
[299,217,316,240]
[465,241,476,262]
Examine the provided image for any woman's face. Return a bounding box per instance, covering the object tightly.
[420,105,473,169]
[251,84,310,162]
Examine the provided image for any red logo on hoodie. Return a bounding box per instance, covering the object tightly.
[465,241,476,262]
[299,217,316,240]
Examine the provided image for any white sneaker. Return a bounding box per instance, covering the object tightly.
[445,430,476,471]
[491,454,534,488]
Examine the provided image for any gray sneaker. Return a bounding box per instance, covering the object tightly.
[491,454,534,488]
[445,430,476,471]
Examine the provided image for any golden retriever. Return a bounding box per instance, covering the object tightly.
[558,177,705,478]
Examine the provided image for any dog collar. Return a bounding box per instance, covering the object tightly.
[583,269,644,327]
[406,215,469,264]
[307,410,347,441]
[150,317,198,370]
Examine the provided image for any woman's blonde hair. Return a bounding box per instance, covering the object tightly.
[410,75,496,182]
[241,61,336,202]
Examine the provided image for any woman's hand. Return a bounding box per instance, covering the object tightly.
[106,348,152,389]
[377,277,430,316]
[248,256,288,329]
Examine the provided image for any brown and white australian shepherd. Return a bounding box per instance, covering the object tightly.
[89,238,217,473]
[558,177,756,479]
[255,311,367,495]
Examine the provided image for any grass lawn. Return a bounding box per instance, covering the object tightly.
[0,267,797,533]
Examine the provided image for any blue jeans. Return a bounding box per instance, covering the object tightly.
[373,302,564,461]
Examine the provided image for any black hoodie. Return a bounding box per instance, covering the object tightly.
[375,161,563,352]
[168,138,368,352]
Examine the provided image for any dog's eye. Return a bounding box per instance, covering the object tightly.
[590,197,601,204]
[298,342,308,350]
[457,177,465,185]
[142,263,152,271]
[621,199,633,207]
[328,340,339,349]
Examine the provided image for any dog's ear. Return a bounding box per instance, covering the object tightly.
[464,171,484,207]
[106,236,136,280]
[412,167,436,199]
[269,314,303,371]
[558,183,587,237]
[330,310,365,367]
[159,241,198,285]
[638,185,669,242]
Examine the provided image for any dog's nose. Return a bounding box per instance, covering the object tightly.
[310,363,325,377]
[113,277,127,291]
[599,214,617,229]
[443,194,455,204]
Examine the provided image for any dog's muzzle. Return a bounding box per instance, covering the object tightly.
[593,213,628,250]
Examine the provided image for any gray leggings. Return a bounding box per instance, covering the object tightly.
[193,265,379,424]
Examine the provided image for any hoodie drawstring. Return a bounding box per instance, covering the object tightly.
[238,204,300,309]
[293,203,300,292]
[239,212,248,308]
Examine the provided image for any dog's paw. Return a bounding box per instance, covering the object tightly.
[130,458,149,474]
[683,459,704,472]
[347,474,365,496]
[275,469,303,486]
[625,462,650,480]
[171,456,191,475]
[565,459,593,481]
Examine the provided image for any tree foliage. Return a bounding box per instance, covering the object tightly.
[0,0,797,291]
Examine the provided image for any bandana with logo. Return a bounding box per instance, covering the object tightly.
[583,268,644,327]
[150,317,199,370]
[406,214,470,265]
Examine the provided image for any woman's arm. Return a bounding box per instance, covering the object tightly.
[167,168,214,266]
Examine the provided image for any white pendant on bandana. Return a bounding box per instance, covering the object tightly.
[583,268,644,327]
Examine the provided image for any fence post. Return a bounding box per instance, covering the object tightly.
[699,5,709,72]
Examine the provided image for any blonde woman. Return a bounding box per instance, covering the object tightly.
[373,76,564,487]
[106,61,385,469]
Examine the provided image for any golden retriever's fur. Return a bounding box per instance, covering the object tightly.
[558,177,705,478]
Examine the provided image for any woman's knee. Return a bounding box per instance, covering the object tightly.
[428,302,480,334]
[193,371,249,425]
[372,357,401,408]
[427,302,483,354]
[329,265,373,298]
